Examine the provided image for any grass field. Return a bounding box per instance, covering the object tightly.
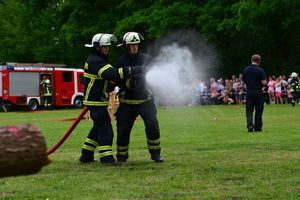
[0,105,300,199]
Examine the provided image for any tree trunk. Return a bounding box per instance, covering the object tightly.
[0,124,50,177]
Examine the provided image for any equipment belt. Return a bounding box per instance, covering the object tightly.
[84,73,101,79]
[120,98,151,105]
[83,100,108,106]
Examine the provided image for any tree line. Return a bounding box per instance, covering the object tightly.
[0,0,299,76]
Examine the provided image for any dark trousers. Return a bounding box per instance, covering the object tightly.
[246,91,265,130]
[43,96,52,106]
[82,106,114,158]
[88,106,113,145]
[116,99,161,159]
[291,91,300,105]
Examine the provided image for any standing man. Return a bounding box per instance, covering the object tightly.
[242,54,267,132]
[79,33,139,164]
[115,32,163,163]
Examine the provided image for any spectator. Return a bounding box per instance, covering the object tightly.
[281,75,288,104]
[233,80,244,104]
[209,78,218,104]
[191,79,207,105]
[267,76,276,104]
[274,77,282,104]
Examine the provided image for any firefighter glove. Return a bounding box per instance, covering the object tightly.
[131,66,144,75]
[123,66,144,78]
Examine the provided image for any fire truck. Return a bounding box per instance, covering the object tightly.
[0,63,84,111]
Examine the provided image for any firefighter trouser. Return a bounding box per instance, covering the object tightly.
[291,91,299,105]
[246,90,265,130]
[43,95,52,107]
[116,99,161,160]
[81,106,114,160]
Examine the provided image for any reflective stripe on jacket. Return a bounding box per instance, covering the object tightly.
[83,49,128,106]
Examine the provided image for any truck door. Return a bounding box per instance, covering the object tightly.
[77,71,84,93]
[0,72,2,98]
[54,70,74,106]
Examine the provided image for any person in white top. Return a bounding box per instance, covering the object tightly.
[274,77,282,104]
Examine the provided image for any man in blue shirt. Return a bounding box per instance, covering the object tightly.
[242,54,267,132]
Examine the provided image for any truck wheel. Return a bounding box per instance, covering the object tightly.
[1,101,12,112]
[73,97,83,108]
[28,99,39,111]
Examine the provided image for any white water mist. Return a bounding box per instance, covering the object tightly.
[145,31,218,106]
[146,43,198,105]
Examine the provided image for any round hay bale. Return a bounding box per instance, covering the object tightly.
[0,124,51,177]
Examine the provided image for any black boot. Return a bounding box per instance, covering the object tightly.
[151,154,164,163]
[117,155,128,163]
[100,155,116,165]
[247,125,254,133]
[79,153,95,163]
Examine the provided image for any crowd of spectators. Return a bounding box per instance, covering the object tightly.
[186,73,300,106]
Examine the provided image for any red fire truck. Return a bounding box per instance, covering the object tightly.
[0,63,84,111]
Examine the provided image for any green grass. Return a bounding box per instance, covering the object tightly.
[1,105,300,199]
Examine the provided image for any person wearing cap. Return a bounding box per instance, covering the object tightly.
[289,72,300,106]
[79,33,141,164]
[242,54,267,132]
[114,32,163,163]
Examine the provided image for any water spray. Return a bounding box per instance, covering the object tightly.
[145,30,218,105]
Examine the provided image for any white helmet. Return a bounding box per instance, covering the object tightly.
[291,72,298,78]
[45,79,50,84]
[117,32,144,47]
[84,33,117,47]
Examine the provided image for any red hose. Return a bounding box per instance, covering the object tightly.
[47,107,89,155]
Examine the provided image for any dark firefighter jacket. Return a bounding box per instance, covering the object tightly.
[83,48,130,106]
[115,51,152,104]
[290,78,300,92]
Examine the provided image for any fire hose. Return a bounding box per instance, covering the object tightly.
[47,107,89,155]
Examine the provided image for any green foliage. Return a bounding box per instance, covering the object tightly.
[196,0,300,75]
[115,2,200,38]
[0,0,34,62]
[0,105,300,199]
[0,0,299,75]
[32,3,64,63]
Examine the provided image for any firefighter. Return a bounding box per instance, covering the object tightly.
[115,32,163,163]
[289,72,300,106]
[40,76,52,107]
[79,33,141,164]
